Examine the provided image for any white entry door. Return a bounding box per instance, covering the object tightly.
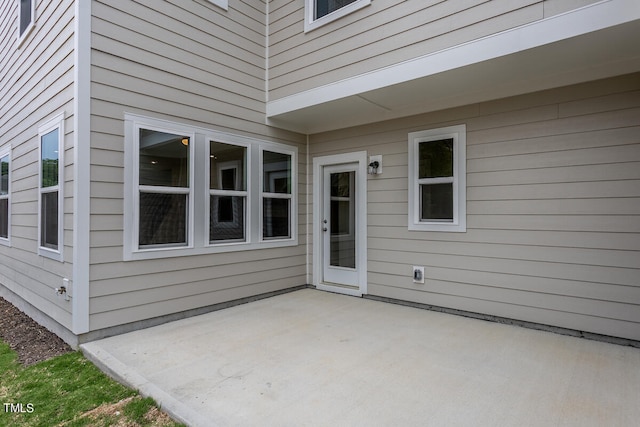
[313,152,367,296]
[323,163,358,286]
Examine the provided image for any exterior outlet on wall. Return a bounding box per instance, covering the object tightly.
[413,266,425,284]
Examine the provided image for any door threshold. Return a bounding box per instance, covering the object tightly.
[317,283,362,297]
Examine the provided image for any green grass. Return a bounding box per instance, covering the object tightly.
[0,341,184,427]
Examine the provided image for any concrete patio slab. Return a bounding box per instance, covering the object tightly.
[81,289,640,426]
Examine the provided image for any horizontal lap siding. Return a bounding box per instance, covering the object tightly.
[89,0,307,330]
[309,74,640,341]
[268,0,600,100]
[0,0,75,329]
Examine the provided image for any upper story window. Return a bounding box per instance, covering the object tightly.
[305,0,371,32]
[408,125,466,233]
[0,151,10,245]
[38,113,65,260]
[125,114,298,260]
[18,0,35,44]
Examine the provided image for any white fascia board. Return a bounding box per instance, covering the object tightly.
[72,0,91,335]
[267,0,640,118]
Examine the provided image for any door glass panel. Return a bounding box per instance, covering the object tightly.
[330,171,355,269]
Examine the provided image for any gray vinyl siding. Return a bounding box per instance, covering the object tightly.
[268,0,601,101]
[308,73,640,341]
[88,0,307,331]
[0,0,75,329]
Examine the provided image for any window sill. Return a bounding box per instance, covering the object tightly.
[207,0,228,11]
[408,222,467,233]
[304,0,371,33]
[38,246,63,261]
[124,237,298,261]
[16,23,35,49]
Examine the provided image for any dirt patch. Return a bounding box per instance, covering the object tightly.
[72,396,176,427]
[0,296,72,366]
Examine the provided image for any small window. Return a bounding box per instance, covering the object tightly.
[0,152,10,244]
[38,114,64,259]
[209,141,247,243]
[137,128,192,248]
[305,0,370,32]
[408,125,466,232]
[262,150,293,240]
[18,0,35,42]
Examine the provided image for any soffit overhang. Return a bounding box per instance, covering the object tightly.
[266,0,640,134]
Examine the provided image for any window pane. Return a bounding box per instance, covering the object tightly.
[263,198,290,239]
[316,0,357,19]
[41,129,59,188]
[40,191,58,249]
[420,183,453,221]
[1,155,8,195]
[0,199,8,239]
[20,0,31,35]
[419,138,453,179]
[210,195,245,242]
[210,142,246,190]
[330,172,351,198]
[139,129,189,187]
[139,192,188,246]
[263,151,291,194]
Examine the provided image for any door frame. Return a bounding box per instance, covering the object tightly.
[312,151,367,296]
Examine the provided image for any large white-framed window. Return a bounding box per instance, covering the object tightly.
[124,114,298,260]
[207,139,249,245]
[261,148,295,241]
[408,124,466,232]
[17,0,36,46]
[0,150,10,245]
[134,124,195,250]
[38,113,64,259]
[304,0,371,32]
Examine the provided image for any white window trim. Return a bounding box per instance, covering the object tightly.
[124,114,298,261]
[205,138,251,248]
[132,121,196,253]
[259,146,297,243]
[17,0,36,48]
[0,150,10,246]
[408,124,466,233]
[207,0,228,11]
[304,0,371,33]
[38,113,65,260]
